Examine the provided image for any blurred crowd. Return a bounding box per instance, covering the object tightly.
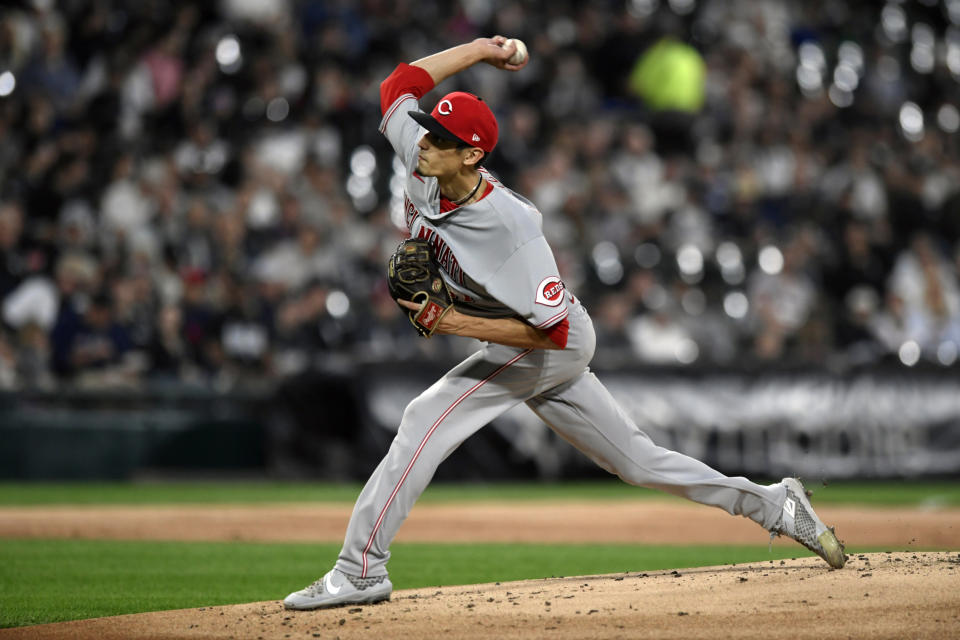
[1,0,959,390]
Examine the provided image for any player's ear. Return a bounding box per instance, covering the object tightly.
[461,147,485,167]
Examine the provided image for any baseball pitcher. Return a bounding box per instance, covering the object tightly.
[284,36,845,610]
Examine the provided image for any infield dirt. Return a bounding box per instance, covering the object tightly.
[1,500,958,546]
[3,552,958,639]
[2,501,958,639]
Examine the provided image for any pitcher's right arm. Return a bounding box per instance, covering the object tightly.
[379,37,526,165]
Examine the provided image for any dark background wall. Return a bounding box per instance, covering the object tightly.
[3,364,958,481]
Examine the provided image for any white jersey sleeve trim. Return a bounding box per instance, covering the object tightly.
[534,308,569,330]
[379,93,416,133]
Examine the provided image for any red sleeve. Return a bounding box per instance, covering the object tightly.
[543,318,569,349]
[380,63,436,115]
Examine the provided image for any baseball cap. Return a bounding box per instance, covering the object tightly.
[408,91,498,153]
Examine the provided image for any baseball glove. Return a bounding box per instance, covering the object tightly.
[386,238,453,337]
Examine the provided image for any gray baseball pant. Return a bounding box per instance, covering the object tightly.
[335,305,786,578]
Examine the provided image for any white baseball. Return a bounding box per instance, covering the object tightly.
[503,38,528,65]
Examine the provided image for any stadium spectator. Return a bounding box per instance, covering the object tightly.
[0,0,956,390]
[51,290,136,384]
[888,232,960,358]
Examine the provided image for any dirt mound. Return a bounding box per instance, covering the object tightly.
[3,502,958,638]
[5,552,958,640]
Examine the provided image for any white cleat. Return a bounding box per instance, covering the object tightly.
[771,477,846,569]
[283,568,393,610]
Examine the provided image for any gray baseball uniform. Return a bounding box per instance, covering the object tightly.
[333,66,787,580]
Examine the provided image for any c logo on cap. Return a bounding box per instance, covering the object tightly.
[437,99,453,115]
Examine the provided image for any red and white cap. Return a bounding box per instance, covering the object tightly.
[408,91,498,153]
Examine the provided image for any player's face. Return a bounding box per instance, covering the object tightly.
[417,133,468,177]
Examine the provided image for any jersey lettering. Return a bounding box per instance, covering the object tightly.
[535,276,565,307]
[404,193,421,230]
[416,226,464,285]
[436,244,450,265]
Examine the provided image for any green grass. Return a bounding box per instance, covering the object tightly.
[0,539,882,629]
[0,480,957,507]
[1,480,954,628]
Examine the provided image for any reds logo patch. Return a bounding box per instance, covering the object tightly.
[535,276,565,307]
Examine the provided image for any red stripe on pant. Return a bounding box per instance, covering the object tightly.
[360,349,533,577]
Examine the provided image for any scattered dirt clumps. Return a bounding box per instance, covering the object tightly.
[4,552,958,639]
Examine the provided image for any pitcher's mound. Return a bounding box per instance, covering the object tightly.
[5,552,958,640]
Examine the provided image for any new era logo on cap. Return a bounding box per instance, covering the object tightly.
[408,91,499,153]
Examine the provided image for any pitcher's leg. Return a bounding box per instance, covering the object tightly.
[336,348,534,578]
[527,371,786,530]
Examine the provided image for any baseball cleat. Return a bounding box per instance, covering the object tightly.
[283,568,393,610]
[771,477,846,569]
